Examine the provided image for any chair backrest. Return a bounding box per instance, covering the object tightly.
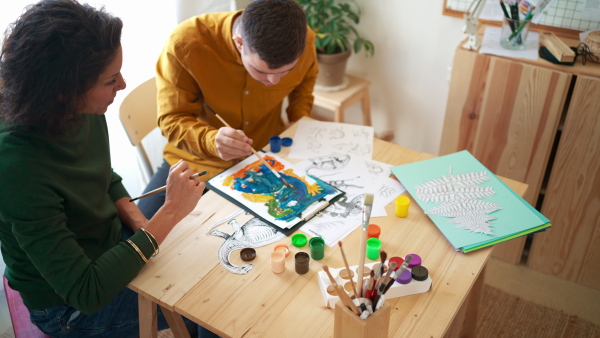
[119,77,159,185]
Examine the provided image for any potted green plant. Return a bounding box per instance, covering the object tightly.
[296,0,375,87]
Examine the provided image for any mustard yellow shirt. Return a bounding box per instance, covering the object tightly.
[156,10,318,178]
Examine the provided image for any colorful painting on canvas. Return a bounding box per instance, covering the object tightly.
[209,153,343,229]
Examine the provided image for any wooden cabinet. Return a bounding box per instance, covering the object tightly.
[527,76,600,289]
[440,42,600,290]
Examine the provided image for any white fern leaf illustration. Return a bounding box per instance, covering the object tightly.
[417,186,495,203]
[426,200,500,216]
[447,214,496,234]
[417,166,501,235]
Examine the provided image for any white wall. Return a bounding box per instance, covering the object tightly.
[1,0,466,197]
[1,1,179,197]
[343,0,465,155]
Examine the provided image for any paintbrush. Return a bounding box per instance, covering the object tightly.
[203,103,291,187]
[377,261,397,295]
[365,270,375,300]
[373,251,388,292]
[338,241,359,298]
[382,254,413,295]
[323,265,360,315]
[129,171,207,202]
[375,250,390,290]
[356,193,374,297]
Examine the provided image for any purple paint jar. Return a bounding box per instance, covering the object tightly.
[405,253,421,268]
[396,269,412,284]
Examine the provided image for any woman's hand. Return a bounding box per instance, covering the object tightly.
[144,161,205,245]
[215,127,253,161]
[162,160,205,220]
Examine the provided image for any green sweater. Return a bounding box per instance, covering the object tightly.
[0,115,154,314]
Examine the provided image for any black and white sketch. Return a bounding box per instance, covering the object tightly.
[209,217,285,274]
[288,120,374,160]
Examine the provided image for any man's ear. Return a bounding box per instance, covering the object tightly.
[232,34,243,53]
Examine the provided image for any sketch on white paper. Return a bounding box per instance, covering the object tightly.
[209,217,285,274]
[288,120,374,160]
[364,159,393,178]
[295,153,405,246]
[415,166,501,234]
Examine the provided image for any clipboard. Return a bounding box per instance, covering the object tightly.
[205,152,345,236]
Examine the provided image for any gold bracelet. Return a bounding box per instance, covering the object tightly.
[140,228,159,257]
[126,239,149,263]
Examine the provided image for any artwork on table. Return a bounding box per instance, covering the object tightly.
[294,153,405,246]
[391,150,550,253]
[416,166,501,234]
[206,153,344,234]
[209,216,285,275]
[288,120,374,160]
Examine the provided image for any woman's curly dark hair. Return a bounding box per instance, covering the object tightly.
[0,0,122,136]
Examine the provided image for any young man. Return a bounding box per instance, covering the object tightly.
[139,0,318,218]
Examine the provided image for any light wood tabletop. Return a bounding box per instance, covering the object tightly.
[129,117,528,338]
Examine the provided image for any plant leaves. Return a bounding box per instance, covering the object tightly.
[416,167,501,234]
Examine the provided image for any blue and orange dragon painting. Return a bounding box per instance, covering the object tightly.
[221,155,339,222]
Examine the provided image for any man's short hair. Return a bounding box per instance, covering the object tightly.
[240,0,307,69]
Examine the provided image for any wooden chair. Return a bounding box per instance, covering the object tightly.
[119,77,164,186]
[3,275,49,338]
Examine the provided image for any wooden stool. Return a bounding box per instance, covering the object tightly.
[3,275,50,338]
[313,75,372,126]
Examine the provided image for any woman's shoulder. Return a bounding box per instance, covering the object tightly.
[0,123,51,176]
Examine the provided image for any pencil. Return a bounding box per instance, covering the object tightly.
[203,103,291,187]
[129,171,207,202]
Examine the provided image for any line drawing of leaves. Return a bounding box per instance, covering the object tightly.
[416,166,500,234]
[426,200,501,216]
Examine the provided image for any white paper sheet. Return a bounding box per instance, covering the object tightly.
[288,120,374,160]
[295,154,405,246]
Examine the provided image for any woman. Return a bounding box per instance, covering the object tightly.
[0,1,210,337]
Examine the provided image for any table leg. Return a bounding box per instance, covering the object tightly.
[138,294,158,338]
[159,305,191,338]
[445,266,486,338]
[334,107,344,123]
[361,90,371,126]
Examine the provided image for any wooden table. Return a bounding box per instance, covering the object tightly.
[129,117,528,337]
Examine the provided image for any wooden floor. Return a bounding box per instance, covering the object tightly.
[484,257,600,326]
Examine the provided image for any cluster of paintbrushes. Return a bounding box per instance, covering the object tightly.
[322,193,412,320]
[323,249,413,319]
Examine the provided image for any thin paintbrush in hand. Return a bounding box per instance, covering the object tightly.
[203,103,291,187]
[129,171,207,202]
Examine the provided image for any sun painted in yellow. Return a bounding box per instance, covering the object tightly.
[242,192,274,203]
[282,169,323,196]
[223,176,234,187]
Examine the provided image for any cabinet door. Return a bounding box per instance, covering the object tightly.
[440,47,571,263]
[528,76,600,290]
